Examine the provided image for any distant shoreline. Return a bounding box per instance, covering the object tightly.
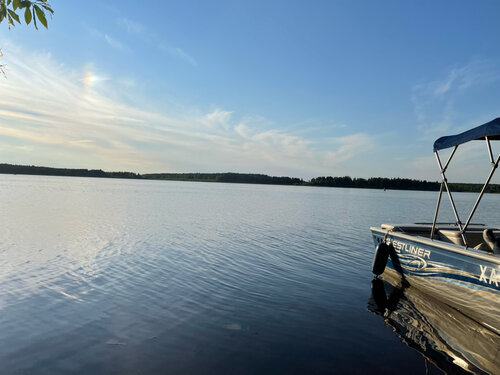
[1,163,499,193]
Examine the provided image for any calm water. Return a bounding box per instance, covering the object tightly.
[0,175,498,374]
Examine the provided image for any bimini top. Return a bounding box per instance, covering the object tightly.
[433,117,500,151]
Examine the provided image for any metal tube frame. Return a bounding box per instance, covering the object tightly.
[462,139,500,233]
[430,181,444,240]
[431,145,459,240]
[431,139,500,248]
[434,146,468,246]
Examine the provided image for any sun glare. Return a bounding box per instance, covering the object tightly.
[82,71,96,88]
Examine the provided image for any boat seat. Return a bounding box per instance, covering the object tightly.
[438,229,466,245]
[474,242,490,251]
[437,229,498,251]
[483,229,500,254]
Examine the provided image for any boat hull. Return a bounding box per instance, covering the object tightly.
[371,228,500,333]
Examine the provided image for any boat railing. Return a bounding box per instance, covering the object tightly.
[431,134,500,248]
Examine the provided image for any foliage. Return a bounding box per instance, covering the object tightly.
[0,164,142,179]
[0,1,53,76]
[143,172,304,185]
[0,0,53,29]
[308,175,500,193]
[309,176,440,191]
[2,163,500,193]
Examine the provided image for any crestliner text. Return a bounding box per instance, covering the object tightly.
[389,239,431,259]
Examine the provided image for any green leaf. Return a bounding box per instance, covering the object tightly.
[33,4,46,28]
[32,7,36,28]
[7,0,11,6]
[7,8,20,23]
[41,4,52,14]
[23,5,30,24]
[12,0,19,10]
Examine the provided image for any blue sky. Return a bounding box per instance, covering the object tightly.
[0,0,499,182]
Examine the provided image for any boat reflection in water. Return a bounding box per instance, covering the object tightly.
[368,270,500,374]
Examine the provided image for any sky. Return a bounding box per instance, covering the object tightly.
[0,0,499,182]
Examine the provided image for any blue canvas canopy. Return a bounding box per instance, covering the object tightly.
[433,117,500,151]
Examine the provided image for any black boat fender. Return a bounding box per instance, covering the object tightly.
[372,242,391,276]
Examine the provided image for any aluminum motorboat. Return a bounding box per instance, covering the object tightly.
[370,118,500,334]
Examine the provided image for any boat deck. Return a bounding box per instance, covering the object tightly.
[376,223,500,252]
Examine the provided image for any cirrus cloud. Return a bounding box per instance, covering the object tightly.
[0,45,376,179]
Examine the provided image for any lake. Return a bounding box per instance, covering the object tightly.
[0,175,498,374]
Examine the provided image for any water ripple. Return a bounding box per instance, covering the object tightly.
[0,176,488,373]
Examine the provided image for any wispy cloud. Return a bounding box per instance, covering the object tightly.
[0,46,375,178]
[437,60,500,95]
[104,34,125,50]
[117,18,145,34]
[408,59,500,181]
[173,47,197,67]
[229,118,373,176]
[112,19,197,67]
[412,59,500,140]
[88,28,128,51]
[159,44,198,67]
[201,109,232,131]
[325,134,374,165]
[414,59,500,99]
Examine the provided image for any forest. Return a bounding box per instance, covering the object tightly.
[1,163,499,193]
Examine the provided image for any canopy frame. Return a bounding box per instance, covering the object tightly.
[433,118,500,151]
[430,136,500,247]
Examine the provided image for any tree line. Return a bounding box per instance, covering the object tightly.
[142,172,304,185]
[309,176,439,190]
[1,163,499,193]
[309,175,500,193]
[0,163,139,179]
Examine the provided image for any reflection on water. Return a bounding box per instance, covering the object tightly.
[368,272,500,375]
[2,175,500,373]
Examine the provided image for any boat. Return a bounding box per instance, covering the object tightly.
[370,117,500,334]
[368,274,500,374]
